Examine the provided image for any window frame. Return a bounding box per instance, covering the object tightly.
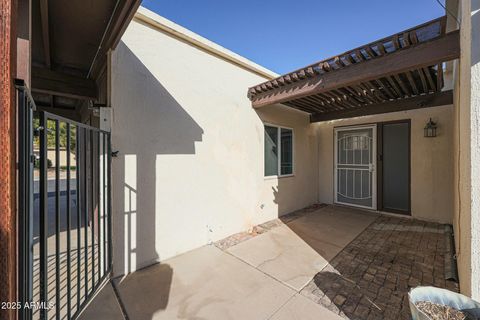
[263,123,295,179]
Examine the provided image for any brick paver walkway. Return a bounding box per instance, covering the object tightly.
[300,215,459,320]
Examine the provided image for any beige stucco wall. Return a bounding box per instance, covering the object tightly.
[110,9,318,275]
[315,105,454,224]
[451,0,480,299]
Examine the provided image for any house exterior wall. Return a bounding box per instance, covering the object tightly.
[316,105,454,224]
[110,9,318,275]
[451,0,480,299]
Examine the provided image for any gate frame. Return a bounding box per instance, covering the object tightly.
[16,81,113,319]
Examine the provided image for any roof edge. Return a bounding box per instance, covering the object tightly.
[134,7,278,80]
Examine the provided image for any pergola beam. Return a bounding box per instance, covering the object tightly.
[252,30,459,108]
[310,90,453,122]
[32,67,97,100]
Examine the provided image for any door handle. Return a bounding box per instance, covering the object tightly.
[369,163,375,172]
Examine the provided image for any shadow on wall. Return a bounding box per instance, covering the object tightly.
[112,40,203,299]
[267,126,318,218]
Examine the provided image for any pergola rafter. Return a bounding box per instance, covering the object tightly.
[247,16,459,122]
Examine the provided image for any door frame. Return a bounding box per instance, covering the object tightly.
[377,119,412,215]
[334,124,377,210]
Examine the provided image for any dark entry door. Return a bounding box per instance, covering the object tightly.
[379,121,410,214]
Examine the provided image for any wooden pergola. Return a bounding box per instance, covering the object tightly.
[247,17,460,122]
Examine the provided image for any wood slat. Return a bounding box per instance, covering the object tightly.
[375,79,395,99]
[301,96,329,112]
[402,32,411,47]
[406,71,420,95]
[287,100,320,113]
[364,46,377,59]
[320,92,342,108]
[423,67,436,91]
[359,83,382,103]
[392,35,401,50]
[386,76,403,96]
[343,86,368,104]
[408,31,428,94]
[393,74,412,96]
[355,50,365,62]
[352,84,375,104]
[377,42,387,55]
[322,62,331,72]
[345,54,356,64]
[311,90,453,122]
[366,81,388,101]
[284,102,315,113]
[334,57,345,68]
[417,69,429,93]
[337,88,364,105]
[333,90,358,108]
[318,93,345,110]
[437,63,444,91]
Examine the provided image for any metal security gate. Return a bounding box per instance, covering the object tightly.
[334,125,377,210]
[17,81,112,320]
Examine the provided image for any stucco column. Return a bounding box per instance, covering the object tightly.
[468,0,480,300]
[454,0,480,299]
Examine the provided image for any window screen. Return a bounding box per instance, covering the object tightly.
[280,128,293,175]
[264,125,278,176]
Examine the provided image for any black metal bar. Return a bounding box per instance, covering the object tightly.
[41,111,110,133]
[102,133,107,276]
[91,130,95,290]
[39,112,48,320]
[17,82,34,320]
[66,123,72,319]
[17,87,27,320]
[54,120,61,320]
[27,98,34,320]
[97,132,102,280]
[84,129,89,299]
[107,134,113,271]
[17,87,26,320]
[76,126,81,310]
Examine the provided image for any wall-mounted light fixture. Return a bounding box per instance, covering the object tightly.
[424,118,437,138]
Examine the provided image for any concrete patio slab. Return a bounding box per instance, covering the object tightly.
[78,282,124,320]
[270,294,344,320]
[228,224,332,291]
[285,205,379,250]
[115,245,299,320]
[227,206,378,290]
[76,206,459,320]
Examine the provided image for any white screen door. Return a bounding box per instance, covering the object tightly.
[334,125,377,210]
